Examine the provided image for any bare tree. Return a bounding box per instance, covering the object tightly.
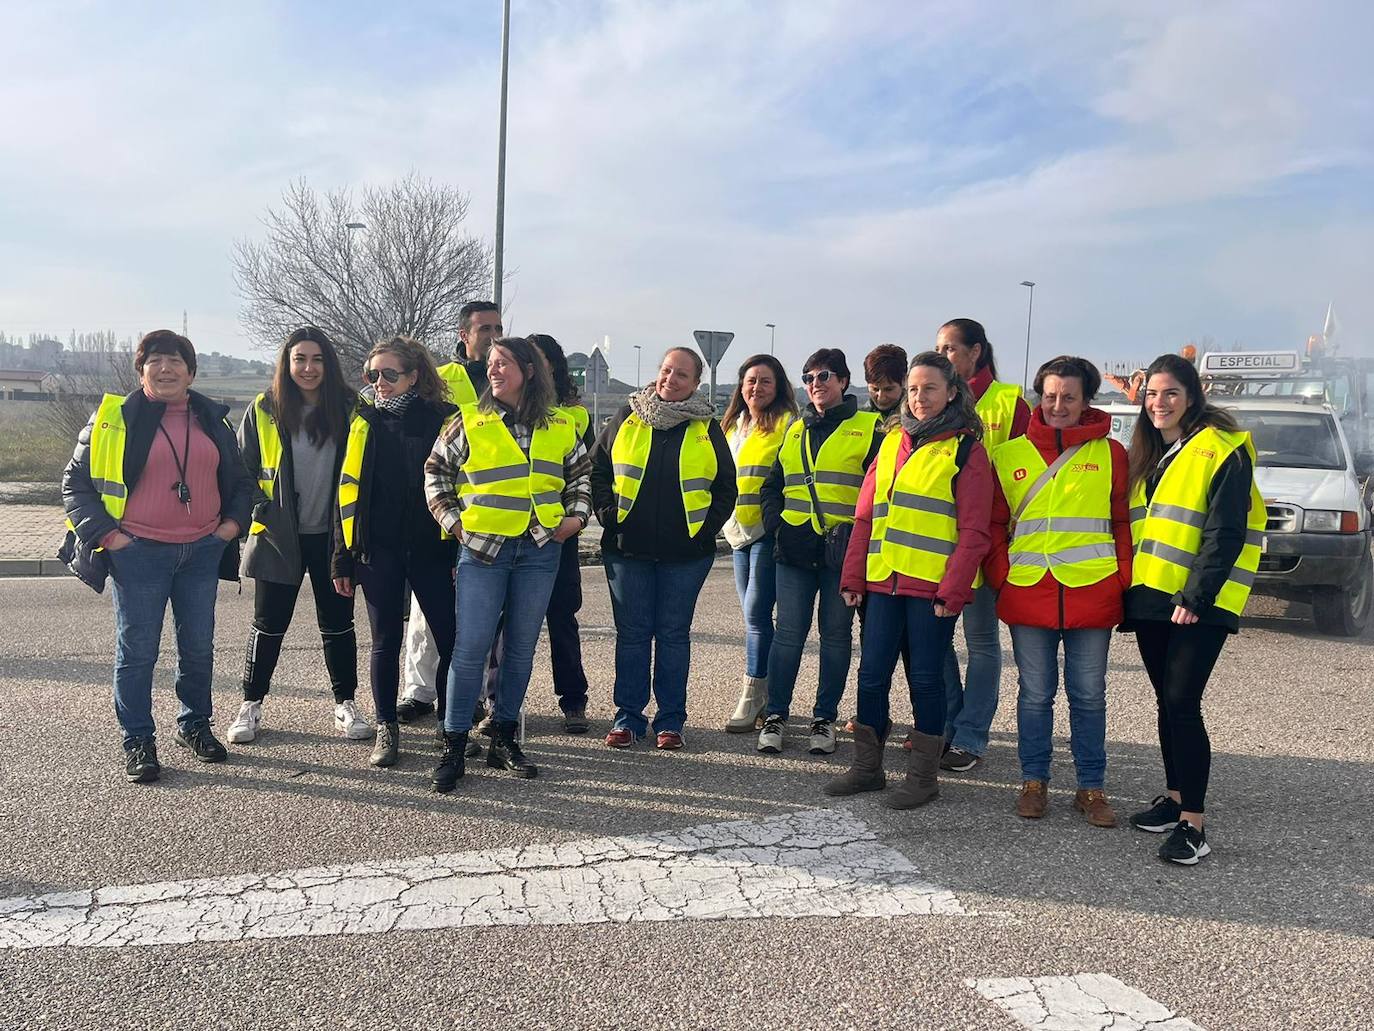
[232,174,494,368]
[44,340,141,445]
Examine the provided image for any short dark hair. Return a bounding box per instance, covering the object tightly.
[1033,355,1102,401]
[863,344,906,385]
[135,330,196,376]
[459,301,500,332]
[803,348,850,387]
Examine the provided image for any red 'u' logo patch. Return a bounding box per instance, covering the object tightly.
[1013,468,1027,481]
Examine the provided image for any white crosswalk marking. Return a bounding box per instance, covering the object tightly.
[0,808,964,950]
[969,974,1205,1030]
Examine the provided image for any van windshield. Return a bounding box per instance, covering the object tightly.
[1231,410,1345,470]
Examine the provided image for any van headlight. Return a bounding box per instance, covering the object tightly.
[1303,510,1359,533]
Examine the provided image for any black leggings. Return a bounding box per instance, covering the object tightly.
[243,533,356,704]
[356,545,455,725]
[1134,620,1229,814]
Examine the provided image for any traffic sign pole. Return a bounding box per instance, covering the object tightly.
[692,330,735,413]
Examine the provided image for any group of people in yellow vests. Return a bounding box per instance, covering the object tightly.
[60,303,1262,866]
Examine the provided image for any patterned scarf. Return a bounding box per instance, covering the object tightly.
[374,389,418,417]
[900,401,975,451]
[629,384,715,430]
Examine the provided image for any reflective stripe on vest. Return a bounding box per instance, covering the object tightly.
[338,415,370,550]
[727,418,790,529]
[976,380,1023,451]
[456,403,576,536]
[87,393,130,520]
[437,362,478,406]
[866,431,962,584]
[778,410,880,533]
[991,436,1116,587]
[611,413,718,537]
[1129,426,1266,616]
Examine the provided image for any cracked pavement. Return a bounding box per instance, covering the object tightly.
[2,563,1371,1029]
[971,974,1205,1030]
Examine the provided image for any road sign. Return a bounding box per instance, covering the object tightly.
[586,348,609,394]
[692,330,734,370]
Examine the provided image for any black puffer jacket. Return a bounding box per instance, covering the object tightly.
[759,394,884,570]
[60,389,254,592]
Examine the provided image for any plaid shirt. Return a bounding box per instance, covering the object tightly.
[425,406,592,562]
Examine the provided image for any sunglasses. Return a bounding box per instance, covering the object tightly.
[365,367,406,384]
[801,370,836,386]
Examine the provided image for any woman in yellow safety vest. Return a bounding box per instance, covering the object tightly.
[424,335,591,791]
[229,327,366,747]
[330,336,458,770]
[986,356,1133,829]
[756,348,884,758]
[824,351,992,807]
[933,318,1032,773]
[590,347,737,751]
[1122,353,1264,866]
[720,353,798,733]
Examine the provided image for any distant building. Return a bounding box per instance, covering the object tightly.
[0,369,56,400]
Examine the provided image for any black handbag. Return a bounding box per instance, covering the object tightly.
[799,426,853,571]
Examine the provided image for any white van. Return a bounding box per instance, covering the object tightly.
[1103,399,1373,635]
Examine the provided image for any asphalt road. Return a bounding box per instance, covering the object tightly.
[2,560,1370,1030]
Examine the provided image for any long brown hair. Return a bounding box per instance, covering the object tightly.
[721,353,798,434]
[480,336,557,428]
[270,326,356,445]
[1128,353,1240,491]
[366,335,448,404]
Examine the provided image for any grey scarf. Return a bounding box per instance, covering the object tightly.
[629,384,715,430]
[900,403,974,451]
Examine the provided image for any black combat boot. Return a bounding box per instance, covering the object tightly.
[431,731,469,793]
[486,720,537,778]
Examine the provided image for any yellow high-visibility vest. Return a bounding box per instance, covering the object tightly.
[437,362,479,406]
[248,394,284,537]
[338,414,370,550]
[1129,426,1266,616]
[560,403,590,439]
[456,404,576,536]
[611,413,718,537]
[726,417,790,529]
[778,411,879,533]
[992,436,1116,587]
[866,431,964,584]
[85,393,131,520]
[976,380,1023,451]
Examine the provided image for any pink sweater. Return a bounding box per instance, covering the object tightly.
[112,396,223,544]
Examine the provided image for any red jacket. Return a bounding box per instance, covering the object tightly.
[969,366,1032,440]
[841,429,993,615]
[985,406,1132,629]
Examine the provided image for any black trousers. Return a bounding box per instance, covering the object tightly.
[357,545,455,725]
[243,532,356,704]
[483,536,590,713]
[1134,620,1229,814]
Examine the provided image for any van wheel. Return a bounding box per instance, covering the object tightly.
[1312,546,1374,636]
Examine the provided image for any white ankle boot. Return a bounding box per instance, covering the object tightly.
[725,675,768,733]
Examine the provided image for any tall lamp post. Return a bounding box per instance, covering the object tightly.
[765,322,776,355]
[492,0,511,308]
[633,344,642,386]
[1020,281,1036,392]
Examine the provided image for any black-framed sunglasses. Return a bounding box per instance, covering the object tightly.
[801,369,836,385]
[365,367,405,384]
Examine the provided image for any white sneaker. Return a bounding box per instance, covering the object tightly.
[227,701,262,744]
[334,699,375,740]
[757,714,785,754]
[808,719,836,755]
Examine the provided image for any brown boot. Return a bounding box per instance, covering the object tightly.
[882,728,941,809]
[823,723,886,796]
[1073,788,1118,828]
[1016,780,1048,818]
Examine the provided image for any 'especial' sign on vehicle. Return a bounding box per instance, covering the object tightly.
[1200,350,1301,374]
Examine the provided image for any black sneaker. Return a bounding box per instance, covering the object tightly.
[939,746,979,772]
[395,698,436,724]
[124,737,161,783]
[562,706,589,735]
[1129,794,1182,833]
[173,721,227,763]
[1158,820,1211,865]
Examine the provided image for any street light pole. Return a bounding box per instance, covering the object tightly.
[765,322,776,355]
[1020,281,1036,392]
[492,0,511,308]
[634,344,642,386]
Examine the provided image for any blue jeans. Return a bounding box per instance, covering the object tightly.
[444,538,562,733]
[765,562,855,722]
[1011,625,1111,788]
[856,593,958,735]
[732,535,777,679]
[605,552,714,736]
[942,583,1003,755]
[107,534,227,745]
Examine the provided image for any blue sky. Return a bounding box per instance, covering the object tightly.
[1,1,1370,384]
